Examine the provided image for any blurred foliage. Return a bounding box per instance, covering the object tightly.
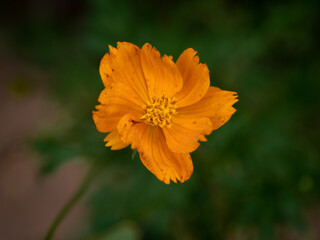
[1,0,320,239]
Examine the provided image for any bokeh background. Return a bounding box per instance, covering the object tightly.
[0,0,319,239]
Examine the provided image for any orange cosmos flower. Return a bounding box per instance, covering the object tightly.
[93,42,238,184]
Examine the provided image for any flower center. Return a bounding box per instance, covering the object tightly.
[141,95,177,128]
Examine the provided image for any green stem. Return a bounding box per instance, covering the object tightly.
[43,165,100,240]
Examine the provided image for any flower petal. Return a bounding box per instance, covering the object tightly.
[100,42,149,104]
[93,106,122,132]
[117,113,145,149]
[117,115,193,183]
[98,83,145,114]
[163,117,212,153]
[104,130,129,150]
[175,48,210,108]
[140,43,183,98]
[93,85,144,133]
[140,127,193,184]
[177,87,238,130]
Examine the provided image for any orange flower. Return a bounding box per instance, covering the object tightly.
[93,42,238,184]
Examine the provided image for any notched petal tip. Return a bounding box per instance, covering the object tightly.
[163,117,212,153]
[177,87,238,131]
[141,43,183,98]
[117,41,138,47]
[175,47,210,107]
[108,44,117,55]
[137,127,193,184]
[104,130,129,150]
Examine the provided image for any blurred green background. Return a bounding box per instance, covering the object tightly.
[1,0,319,239]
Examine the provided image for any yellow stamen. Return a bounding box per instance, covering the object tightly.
[141,95,177,128]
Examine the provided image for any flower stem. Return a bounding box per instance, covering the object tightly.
[43,165,100,240]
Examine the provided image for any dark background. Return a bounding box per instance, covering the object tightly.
[0,0,319,239]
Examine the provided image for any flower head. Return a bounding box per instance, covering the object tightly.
[93,42,238,184]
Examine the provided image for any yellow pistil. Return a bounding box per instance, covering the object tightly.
[141,95,177,128]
